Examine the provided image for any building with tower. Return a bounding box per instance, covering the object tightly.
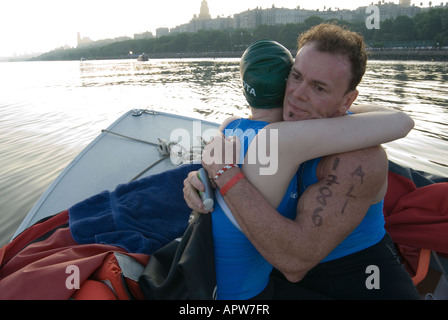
[170,0,234,33]
[399,0,411,6]
[77,32,93,47]
[166,1,447,37]
[198,0,211,20]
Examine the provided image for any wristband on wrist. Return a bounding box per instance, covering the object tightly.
[219,172,245,196]
[213,164,238,181]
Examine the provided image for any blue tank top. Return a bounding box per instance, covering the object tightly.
[212,118,298,300]
[298,158,386,262]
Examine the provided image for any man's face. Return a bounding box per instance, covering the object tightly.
[283,43,358,121]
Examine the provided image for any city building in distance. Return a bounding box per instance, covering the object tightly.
[164,0,445,36]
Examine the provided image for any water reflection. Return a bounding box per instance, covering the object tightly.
[79,59,240,89]
[359,61,448,176]
[0,58,447,246]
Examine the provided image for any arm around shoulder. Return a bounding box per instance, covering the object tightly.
[350,104,415,139]
[264,106,413,166]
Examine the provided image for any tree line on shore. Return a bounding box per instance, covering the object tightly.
[33,8,448,61]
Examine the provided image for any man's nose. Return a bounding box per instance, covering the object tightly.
[292,81,308,101]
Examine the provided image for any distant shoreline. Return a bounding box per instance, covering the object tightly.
[131,50,448,62]
[2,49,446,62]
[367,49,447,61]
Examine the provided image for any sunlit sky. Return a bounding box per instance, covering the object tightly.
[1,0,424,57]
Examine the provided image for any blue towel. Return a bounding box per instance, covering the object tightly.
[69,163,202,254]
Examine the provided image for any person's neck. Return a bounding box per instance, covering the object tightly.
[249,107,283,123]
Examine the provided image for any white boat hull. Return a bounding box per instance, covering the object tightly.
[12,109,219,239]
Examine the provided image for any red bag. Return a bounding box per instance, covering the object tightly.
[0,210,149,300]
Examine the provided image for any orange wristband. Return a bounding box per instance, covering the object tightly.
[219,172,245,196]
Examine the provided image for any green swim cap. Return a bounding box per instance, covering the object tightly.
[240,40,294,109]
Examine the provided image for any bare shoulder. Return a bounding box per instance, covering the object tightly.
[317,146,388,203]
[218,116,240,131]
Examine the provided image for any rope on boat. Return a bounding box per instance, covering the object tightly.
[101,129,208,182]
[101,129,160,147]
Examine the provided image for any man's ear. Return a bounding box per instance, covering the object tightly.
[341,89,359,113]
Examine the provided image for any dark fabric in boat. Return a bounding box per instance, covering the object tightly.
[388,160,448,186]
[69,163,202,254]
[384,161,448,277]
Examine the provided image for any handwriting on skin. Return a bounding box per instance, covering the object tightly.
[312,158,365,227]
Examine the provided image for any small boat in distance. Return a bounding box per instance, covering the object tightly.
[137,53,149,61]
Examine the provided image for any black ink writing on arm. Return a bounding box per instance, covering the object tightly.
[326,175,339,186]
[312,208,324,227]
[316,187,332,206]
[332,158,340,171]
[351,165,365,184]
[345,184,357,199]
[309,160,366,226]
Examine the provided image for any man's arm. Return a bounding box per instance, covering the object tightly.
[208,146,388,282]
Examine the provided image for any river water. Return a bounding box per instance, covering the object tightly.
[0,58,447,246]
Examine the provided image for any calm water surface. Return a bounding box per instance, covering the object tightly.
[0,58,447,246]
